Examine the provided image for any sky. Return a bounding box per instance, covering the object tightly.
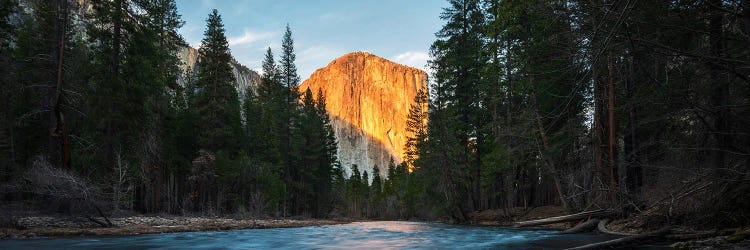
[176,0,448,79]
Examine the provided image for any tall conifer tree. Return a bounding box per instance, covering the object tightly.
[194,9,241,153]
[277,24,302,215]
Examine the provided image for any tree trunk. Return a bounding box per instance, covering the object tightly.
[530,80,568,210]
[607,57,617,188]
[593,66,603,182]
[514,209,608,227]
[708,0,728,177]
[624,51,642,203]
[504,41,516,214]
[48,0,69,169]
[563,218,600,234]
[106,0,124,173]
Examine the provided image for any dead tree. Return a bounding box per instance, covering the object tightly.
[514,209,610,227]
[9,157,113,227]
[563,218,600,234]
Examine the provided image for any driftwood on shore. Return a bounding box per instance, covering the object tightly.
[565,227,672,250]
[562,218,599,234]
[597,218,635,236]
[514,209,609,227]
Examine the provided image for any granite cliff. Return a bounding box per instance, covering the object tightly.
[299,52,428,179]
[65,1,260,98]
[177,46,261,100]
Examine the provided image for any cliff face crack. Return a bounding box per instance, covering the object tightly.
[299,52,427,179]
[386,128,394,149]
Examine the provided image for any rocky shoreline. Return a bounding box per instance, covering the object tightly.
[3,209,748,249]
[0,215,348,239]
[466,206,750,249]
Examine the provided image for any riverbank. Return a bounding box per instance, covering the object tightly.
[465,205,750,249]
[466,205,570,229]
[0,215,349,239]
[0,221,625,249]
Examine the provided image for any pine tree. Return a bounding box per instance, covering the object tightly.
[361,170,370,217]
[277,24,302,215]
[296,87,322,214]
[316,88,338,172]
[370,164,383,217]
[385,158,396,195]
[127,0,185,212]
[242,87,262,154]
[190,9,244,212]
[348,164,362,217]
[193,9,242,153]
[404,88,429,170]
[423,0,486,221]
[313,88,337,216]
[255,47,283,164]
[493,0,583,209]
[280,24,300,92]
[86,0,132,176]
[6,0,74,171]
[371,164,382,195]
[361,170,370,196]
[258,48,281,101]
[248,47,287,215]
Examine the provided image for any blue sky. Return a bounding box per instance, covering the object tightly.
[176,0,448,79]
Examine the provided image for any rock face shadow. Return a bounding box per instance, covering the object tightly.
[331,115,397,179]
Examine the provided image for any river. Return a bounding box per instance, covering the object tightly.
[0,221,666,249]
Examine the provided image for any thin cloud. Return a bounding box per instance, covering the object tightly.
[257,43,280,52]
[228,29,275,47]
[392,51,429,70]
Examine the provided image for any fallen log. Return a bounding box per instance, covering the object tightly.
[597,219,636,236]
[565,227,671,250]
[563,218,600,234]
[514,209,609,227]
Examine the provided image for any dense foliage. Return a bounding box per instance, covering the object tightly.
[0,1,343,218]
[383,0,750,227]
[1,0,748,228]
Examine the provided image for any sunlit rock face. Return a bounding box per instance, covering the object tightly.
[177,46,261,100]
[299,52,428,180]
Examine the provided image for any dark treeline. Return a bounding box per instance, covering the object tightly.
[2,0,749,228]
[382,0,749,226]
[0,0,365,220]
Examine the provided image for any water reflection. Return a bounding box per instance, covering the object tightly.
[357,221,426,233]
[0,221,622,249]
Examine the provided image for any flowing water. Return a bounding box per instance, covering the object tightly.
[0,221,660,249]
